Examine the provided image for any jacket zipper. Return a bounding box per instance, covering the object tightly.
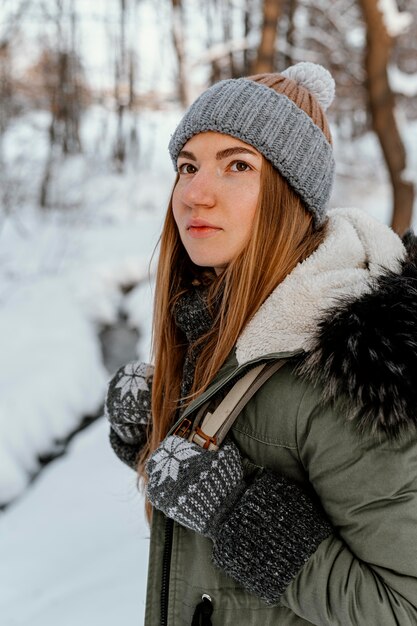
[160,516,174,626]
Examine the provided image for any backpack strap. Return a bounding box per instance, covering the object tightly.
[189,360,287,450]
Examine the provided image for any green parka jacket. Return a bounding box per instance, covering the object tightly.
[106,208,417,625]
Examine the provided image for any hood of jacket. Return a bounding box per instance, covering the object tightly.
[236,207,417,440]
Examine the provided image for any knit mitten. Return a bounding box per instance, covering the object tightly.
[147,433,332,605]
[211,471,333,605]
[105,361,153,469]
[146,434,332,605]
[146,435,245,537]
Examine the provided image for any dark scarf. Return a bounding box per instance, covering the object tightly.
[173,286,216,402]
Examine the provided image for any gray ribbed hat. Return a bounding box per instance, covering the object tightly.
[168,62,336,227]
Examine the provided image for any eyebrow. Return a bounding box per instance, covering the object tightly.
[177,147,259,161]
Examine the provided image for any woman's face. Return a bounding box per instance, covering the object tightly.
[172,131,262,274]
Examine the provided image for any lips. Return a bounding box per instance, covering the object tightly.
[186,218,220,229]
[186,218,222,239]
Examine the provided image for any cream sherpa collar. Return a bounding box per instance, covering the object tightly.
[236,208,406,365]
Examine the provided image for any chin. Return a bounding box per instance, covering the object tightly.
[187,250,227,267]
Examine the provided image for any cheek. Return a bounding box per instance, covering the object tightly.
[235,188,258,232]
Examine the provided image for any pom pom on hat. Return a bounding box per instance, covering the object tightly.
[281,62,335,111]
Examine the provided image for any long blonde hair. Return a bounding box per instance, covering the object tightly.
[138,157,327,491]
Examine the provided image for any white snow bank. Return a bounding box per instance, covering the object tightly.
[0,276,108,504]
[0,210,164,504]
[123,276,156,363]
[0,417,149,626]
[0,179,165,505]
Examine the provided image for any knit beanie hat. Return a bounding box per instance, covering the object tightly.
[168,62,335,227]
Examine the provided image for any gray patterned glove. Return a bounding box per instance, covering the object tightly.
[146,435,245,538]
[105,361,153,469]
[105,361,153,443]
[146,434,333,606]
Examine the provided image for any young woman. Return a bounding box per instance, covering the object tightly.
[105,63,417,625]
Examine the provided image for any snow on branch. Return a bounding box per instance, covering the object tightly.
[389,64,417,98]
[191,38,250,68]
[377,0,412,37]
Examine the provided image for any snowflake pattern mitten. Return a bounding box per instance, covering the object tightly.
[105,361,154,444]
[146,435,245,538]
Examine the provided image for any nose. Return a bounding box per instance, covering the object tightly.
[180,168,216,209]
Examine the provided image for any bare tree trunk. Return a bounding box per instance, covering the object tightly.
[283,0,296,68]
[113,0,127,169]
[45,0,82,155]
[109,0,140,170]
[0,41,13,135]
[222,0,237,78]
[242,0,254,75]
[251,0,282,74]
[128,48,136,110]
[40,152,53,209]
[205,0,221,84]
[66,0,81,153]
[171,0,189,107]
[39,0,83,206]
[358,0,414,235]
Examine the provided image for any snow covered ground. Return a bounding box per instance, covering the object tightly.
[0,418,149,626]
[0,103,416,624]
[0,198,164,504]
[0,107,178,504]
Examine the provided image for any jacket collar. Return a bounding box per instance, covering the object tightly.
[300,228,417,439]
[236,207,405,365]
[236,207,417,440]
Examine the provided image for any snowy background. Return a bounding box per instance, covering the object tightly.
[0,109,170,625]
[1,0,417,624]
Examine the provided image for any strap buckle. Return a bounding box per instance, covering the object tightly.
[192,426,218,450]
[174,418,192,439]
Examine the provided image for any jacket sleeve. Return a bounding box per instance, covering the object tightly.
[211,386,417,623]
[105,361,153,470]
[279,388,417,624]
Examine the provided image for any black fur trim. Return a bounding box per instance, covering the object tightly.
[300,232,417,440]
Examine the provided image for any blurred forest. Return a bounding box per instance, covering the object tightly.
[0,0,416,232]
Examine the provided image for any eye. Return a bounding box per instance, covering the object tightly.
[178,163,197,174]
[230,161,252,172]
